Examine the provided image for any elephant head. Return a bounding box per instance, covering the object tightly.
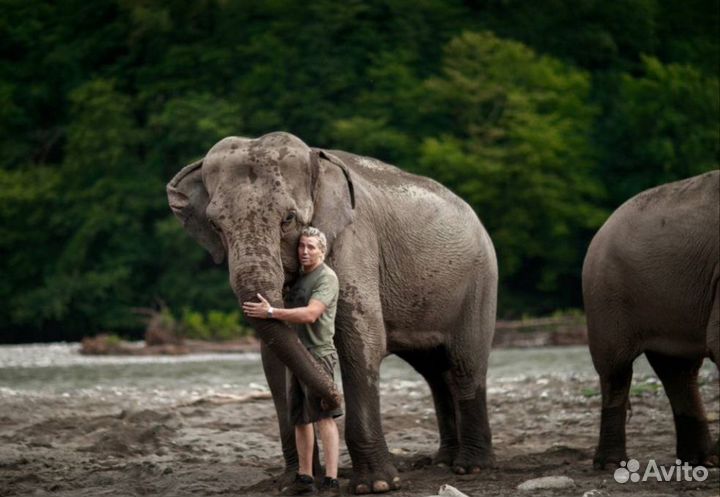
[166,132,354,406]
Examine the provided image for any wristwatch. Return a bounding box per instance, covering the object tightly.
[267,307,274,318]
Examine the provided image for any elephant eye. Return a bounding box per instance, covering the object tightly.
[282,211,296,225]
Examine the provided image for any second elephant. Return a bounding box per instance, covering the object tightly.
[583,170,719,468]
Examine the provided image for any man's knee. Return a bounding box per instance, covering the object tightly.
[295,422,313,439]
[316,417,337,433]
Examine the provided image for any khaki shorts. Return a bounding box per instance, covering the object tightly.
[287,352,344,426]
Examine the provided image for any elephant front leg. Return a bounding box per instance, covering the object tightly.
[262,342,327,488]
[342,364,401,494]
[261,343,297,475]
[331,248,401,493]
[260,342,299,488]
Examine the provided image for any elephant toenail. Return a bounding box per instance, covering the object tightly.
[355,483,370,494]
[453,466,467,475]
[470,466,482,474]
[391,476,401,489]
[372,480,390,492]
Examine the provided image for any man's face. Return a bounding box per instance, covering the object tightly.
[298,235,324,269]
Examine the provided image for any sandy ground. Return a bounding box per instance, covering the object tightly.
[1,361,718,497]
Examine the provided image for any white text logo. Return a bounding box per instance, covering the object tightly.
[614,459,708,483]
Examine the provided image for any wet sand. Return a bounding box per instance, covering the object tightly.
[1,349,718,496]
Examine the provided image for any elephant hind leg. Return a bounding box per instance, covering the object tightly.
[451,383,494,474]
[443,282,495,474]
[708,285,720,460]
[399,348,494,473]
[396,349,459,466]
[594,362,633,470]
[645,351,715,465]
[707,281,719,366]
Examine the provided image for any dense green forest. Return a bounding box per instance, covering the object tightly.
[1,0,718,343]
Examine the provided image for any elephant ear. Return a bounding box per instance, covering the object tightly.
[167,159,225,264]
[309,149,356,250]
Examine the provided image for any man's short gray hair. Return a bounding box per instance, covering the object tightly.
[300,226,327,253]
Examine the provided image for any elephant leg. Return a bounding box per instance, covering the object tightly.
[396,349,459,466]
[449,380,494,474]
[261,342,297,471]
[588,311,638,470]
[707,280,719,366]
[593,362,633,469]
[708,287,720,459]
[261,343,323,487]
[342,364,400,494]
[445,284,494,474]
[335,300,400,494]
[645,351,715,465]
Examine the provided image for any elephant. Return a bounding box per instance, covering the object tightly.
[582,170,719,469]
[167,131,498,494]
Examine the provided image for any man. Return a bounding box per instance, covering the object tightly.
[243,226,342,496]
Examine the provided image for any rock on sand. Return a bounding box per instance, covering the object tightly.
[517,476,575,491]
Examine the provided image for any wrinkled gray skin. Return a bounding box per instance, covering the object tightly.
[583,171,719,469]
[167,132,497,494]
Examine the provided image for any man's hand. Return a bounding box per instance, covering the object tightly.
[242,293,272,319]
[243,295,325,324]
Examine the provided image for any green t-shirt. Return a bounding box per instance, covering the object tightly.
[285,263,339,358]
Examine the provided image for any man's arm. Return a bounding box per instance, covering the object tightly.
[242,293,326,324]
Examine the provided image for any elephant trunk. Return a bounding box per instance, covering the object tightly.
[231,262,341,410]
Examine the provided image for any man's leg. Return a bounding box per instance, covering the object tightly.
[316,417,339,478]
[282,422,317,495]
[295,423,315,476]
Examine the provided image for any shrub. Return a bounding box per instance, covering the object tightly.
[180,308,252,341]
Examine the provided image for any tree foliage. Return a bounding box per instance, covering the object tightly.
[599,56,719,203]
[0,0,717,341]
[416,32,607,312]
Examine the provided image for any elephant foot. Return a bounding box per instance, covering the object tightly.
[592,449,627,470]
[712,439,720,467]
[675,414,715,466]
[276,467,301,491]
[677,446,718,467]
[350,461,400,494]
[432,445,459,467]
[452,449,495,475]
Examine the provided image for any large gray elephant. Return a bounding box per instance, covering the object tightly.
[167,132,497,493]
[582,170,719,469]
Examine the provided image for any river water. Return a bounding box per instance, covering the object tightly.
[0,343,682,410]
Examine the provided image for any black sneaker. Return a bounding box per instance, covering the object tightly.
[318,477,340,496]
[280,473,317,496]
